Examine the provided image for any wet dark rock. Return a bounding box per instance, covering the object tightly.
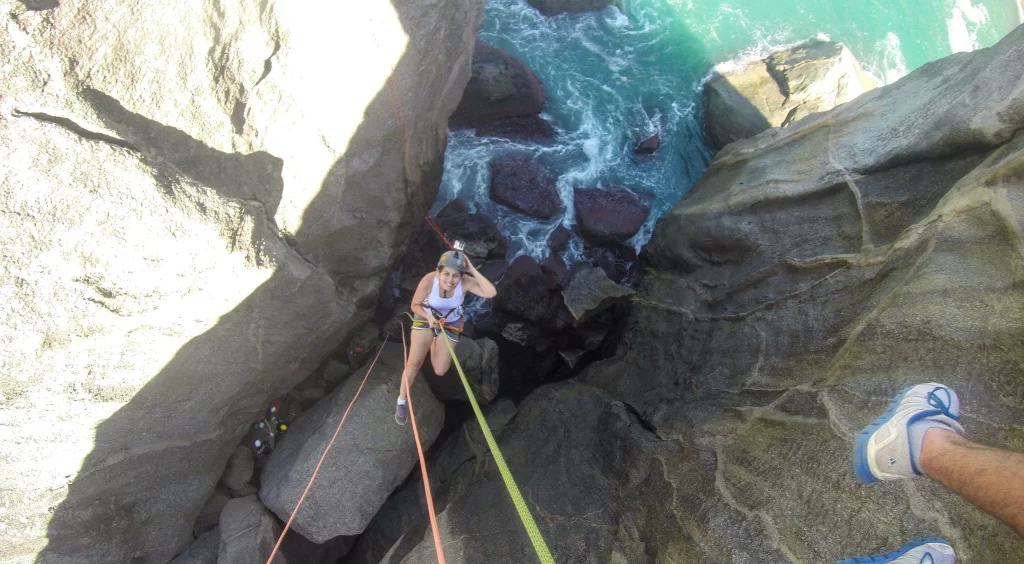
[634,131,660,154]
[451,41,546,128]
[574,187,650,245]
[476,115,556,143]
[583,243,639,285]
[540,254,569,288]
[546,224,571,252]
[477,259,509,284]
[528,0,617,16]
[492,256,556,322]
[490,156,563,219]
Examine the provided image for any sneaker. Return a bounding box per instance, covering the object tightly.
[395,400,408,425]
[838,537,955,563]
[854,383,964,484]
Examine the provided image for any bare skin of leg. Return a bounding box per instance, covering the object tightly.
[398,328,434,402]
[921,428,1024,536]
[429,334,456,376]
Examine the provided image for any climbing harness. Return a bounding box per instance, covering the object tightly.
[437,321,556,564]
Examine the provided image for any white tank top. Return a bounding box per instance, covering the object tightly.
[424,274,464,322]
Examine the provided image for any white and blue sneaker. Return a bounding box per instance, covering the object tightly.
[854,383,964,484]
[838,537,955,563]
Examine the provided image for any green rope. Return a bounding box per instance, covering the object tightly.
[440,333,556,564]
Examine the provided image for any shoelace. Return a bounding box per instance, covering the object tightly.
[920,552,935,564]
[927,387,958,421]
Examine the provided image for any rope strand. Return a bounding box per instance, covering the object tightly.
[265,343,387,564]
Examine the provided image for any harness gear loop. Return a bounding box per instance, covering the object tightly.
[436,320,557,564]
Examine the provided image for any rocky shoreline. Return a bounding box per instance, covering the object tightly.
[3,0,1023,562]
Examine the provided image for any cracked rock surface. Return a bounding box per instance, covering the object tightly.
[0,0,483,561]
[379,27,1024,563]
[704,39,879,149]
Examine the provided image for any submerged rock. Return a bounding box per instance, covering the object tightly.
[704,39,878,149]
[573,187,650,245]
[451,41,546,128]
[490,156,564,219]
[259,343,444,541]
[528,0,617,16]
[633,131,660,154]
[476,115,556,143]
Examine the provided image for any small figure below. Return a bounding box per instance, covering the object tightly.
[395,245,496,425]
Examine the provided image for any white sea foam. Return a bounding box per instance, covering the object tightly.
[864,31,909,85]
[947,0,990,53]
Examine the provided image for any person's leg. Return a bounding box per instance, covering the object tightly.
[429,332,456,376]
[921,428,1024,536]
[396,327,433,424]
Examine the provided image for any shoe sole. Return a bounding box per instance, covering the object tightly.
[836,537,952,563]
[853,386,912,484]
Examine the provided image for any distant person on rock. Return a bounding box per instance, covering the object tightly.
[839,383,1024,563]
[395,248,496,425]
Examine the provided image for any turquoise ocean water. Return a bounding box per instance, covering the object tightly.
[434,0,1022,259]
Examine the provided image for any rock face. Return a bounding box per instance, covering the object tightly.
[547,225,571,252]
[451,41,546,128]
[171,528,219,564]
[705,40,878,149]
[218,497,283,564]
[259,343,444,542]
[528,0,617,16]
[490,156,564,219]
[493,256,556,323]
[371,26,1024,563]
[0,1,484,561]
[573,187,650,245]
[561,265,634,323]
[425,337,500,405]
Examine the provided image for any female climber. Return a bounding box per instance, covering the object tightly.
[395,247,497,424]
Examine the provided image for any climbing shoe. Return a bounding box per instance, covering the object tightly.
[854,383,964,484]
[838,537,955,563]
[395,399,408,425]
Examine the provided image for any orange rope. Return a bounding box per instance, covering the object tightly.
[401,324,447,564]
[265,343,387,564]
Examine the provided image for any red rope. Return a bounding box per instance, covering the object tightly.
[400,324,447,564]
[264,343,387,564]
